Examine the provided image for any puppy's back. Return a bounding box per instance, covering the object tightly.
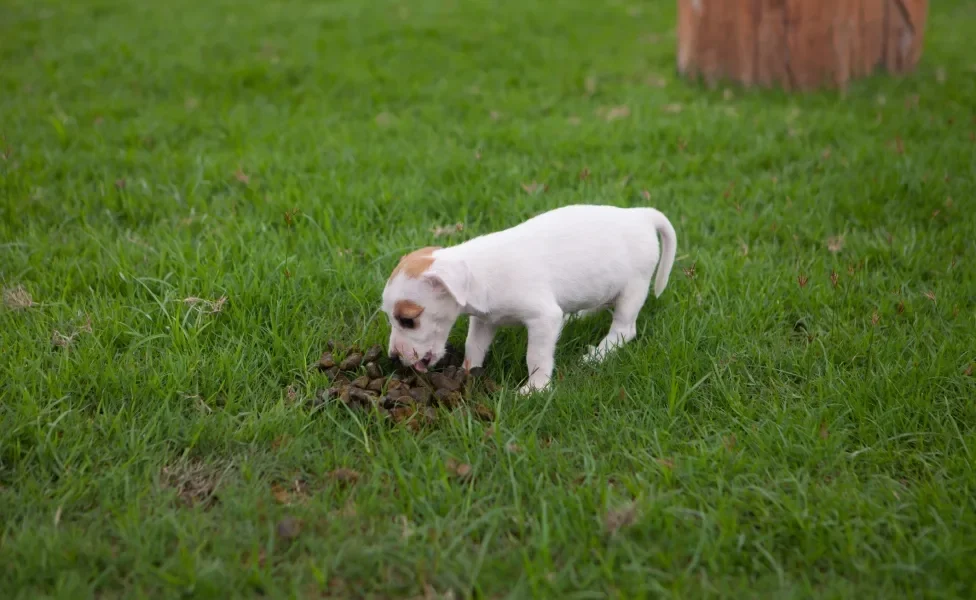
[450,205,664,308]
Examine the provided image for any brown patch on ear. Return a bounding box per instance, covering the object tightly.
[393,300,424,319]
[389,246,440,282]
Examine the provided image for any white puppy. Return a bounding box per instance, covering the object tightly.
[381,204,677,395]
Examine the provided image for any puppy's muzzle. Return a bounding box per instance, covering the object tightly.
[390,348,433,372]
[414,352,433,372]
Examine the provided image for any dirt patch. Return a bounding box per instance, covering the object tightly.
[276,516,303,541]
[314,341,500,429]
[328,468,361,487]
[271,478,311,505]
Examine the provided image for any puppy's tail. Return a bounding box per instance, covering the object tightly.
[647,208,677,298]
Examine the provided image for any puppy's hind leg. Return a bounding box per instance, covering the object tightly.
[583,277,651,364]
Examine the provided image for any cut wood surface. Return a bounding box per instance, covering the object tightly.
[677,0,928,91]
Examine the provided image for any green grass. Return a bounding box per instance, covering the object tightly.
[2,0,975,597]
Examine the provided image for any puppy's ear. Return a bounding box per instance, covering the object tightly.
[423,258,488,313]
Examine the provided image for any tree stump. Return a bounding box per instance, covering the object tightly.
[676,0,929,91]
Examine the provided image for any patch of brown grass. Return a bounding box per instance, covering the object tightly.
[3,285,34,310]
[826,235,845,253]
[604,501,639,535]
[160,459,228,508]
[272,477,311,505]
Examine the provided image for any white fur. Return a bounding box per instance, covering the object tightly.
[382,204,677,394]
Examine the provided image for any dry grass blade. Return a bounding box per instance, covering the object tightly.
[51,330,77,349]
[646,75,667,87]
[430,222,464,237]
[584,75,598,96]
[603,105,631,121]
[50,314,93,350]
[520,181,546,195]
[183,296,227,314]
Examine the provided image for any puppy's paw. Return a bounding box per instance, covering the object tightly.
[517,378,551,396]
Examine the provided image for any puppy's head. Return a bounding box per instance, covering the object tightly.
[381,246,482,372]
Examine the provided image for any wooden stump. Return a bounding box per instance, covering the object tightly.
[677,0,929,91]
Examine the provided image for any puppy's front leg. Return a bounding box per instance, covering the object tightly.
[463,316,496,371]
[519,311,564,395]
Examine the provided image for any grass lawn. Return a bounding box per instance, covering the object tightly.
[2,0,975,597]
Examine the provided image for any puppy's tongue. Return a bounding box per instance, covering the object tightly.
[413,361,428,373]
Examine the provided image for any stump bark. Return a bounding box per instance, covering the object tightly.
[676,0,929,91]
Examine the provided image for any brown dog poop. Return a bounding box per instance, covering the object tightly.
[314,342,498,426]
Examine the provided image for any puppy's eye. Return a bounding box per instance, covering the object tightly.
[397,317,416,329]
